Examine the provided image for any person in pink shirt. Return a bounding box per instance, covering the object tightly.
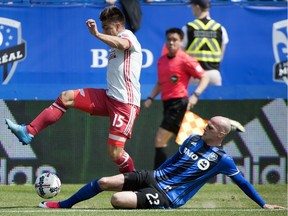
[144,27,210,169]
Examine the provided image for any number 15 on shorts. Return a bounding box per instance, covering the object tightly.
[112,114,125,127]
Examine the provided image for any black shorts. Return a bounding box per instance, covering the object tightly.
[123,170,171,209]
[160,98,188,134]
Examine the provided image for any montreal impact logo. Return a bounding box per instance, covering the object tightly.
[272,20,288,84]
[0,17,26,85]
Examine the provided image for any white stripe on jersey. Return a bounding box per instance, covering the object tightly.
[124,49,133,104]
[79,89,85,96]
[123,105,136,136]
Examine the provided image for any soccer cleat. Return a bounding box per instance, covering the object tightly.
[229,119,245,132]
[5,119,33,145]
[38,201,60,208]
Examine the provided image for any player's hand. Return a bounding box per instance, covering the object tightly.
[187,94,198,110]
[86,19,99,37]
[143,99,152,108]
[263,204,286,209]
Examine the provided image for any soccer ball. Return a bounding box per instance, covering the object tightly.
[35,173,61,199]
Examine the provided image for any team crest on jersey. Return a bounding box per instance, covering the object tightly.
[0,17,26,85]
[207,152,218,161]
[170,75,178,83]
[108,49,116,61]
[197,159,210,170]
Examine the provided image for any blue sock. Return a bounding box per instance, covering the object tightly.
[59,179,103,208]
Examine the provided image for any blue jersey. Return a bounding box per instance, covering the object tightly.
[154,134,240,208]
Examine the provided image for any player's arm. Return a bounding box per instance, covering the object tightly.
[231,173,265,207]
[86,19,130,50]
[143,82,161,108]
[230,173,285,209]
[184,54,209,110]
[193,72,209,97]
[220,26,229,61]
[95,32,130,50]
[187,72,209,110]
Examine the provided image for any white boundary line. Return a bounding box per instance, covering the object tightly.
[0,209,286,213]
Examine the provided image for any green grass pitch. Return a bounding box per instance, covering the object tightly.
[0,184,287,216]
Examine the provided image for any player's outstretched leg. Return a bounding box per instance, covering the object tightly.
[38,201,60,208]
[38,179,103,209]
[5,97,67,146]
[5,119,33,145]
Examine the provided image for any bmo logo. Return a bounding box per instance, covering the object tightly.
[90,48,153,68]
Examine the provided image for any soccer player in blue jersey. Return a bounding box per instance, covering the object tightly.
[39,116,284,209]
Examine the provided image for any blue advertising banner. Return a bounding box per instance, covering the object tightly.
[0,4,287,100]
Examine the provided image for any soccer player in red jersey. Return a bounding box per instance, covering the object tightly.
[144,28,210,169]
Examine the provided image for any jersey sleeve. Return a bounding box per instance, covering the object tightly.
[219,155,240,176]
[182,53,205,79]
[230,173,266,207]
[220,155,266,207]
[119,30,134,50]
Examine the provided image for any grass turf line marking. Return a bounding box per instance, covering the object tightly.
[0,209,286,213]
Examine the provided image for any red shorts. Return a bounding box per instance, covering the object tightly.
[73,88,140,147]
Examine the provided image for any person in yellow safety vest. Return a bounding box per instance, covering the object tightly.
[182,0,229,86]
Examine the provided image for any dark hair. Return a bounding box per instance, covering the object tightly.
[189,0,210,9]
[165,28,184,40]
[100,6,125,25]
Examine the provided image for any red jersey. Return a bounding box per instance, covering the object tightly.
[157,49,205,101]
